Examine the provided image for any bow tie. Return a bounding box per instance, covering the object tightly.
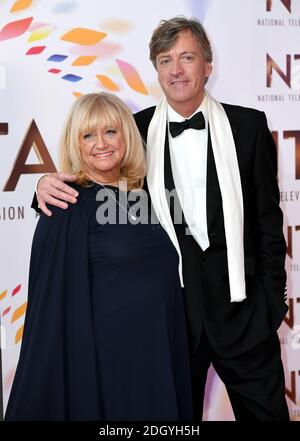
[169,111,205,138]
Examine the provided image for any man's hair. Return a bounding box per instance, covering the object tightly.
[149,16,212,69]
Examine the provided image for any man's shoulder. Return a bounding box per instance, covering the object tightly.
[134,106,156,126]
[222,102,264,123]
[134,106,156,139]
[134,105,156,119]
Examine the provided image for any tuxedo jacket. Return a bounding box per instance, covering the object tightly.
[134,103,288,357]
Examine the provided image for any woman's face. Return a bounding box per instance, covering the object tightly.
[79,123,126,183]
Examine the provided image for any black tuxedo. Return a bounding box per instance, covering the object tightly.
[31,101,289,420]
[134,103,289,420]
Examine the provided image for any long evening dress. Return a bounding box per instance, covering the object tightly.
[5,183,192,421]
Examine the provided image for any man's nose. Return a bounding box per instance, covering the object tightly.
[170,59,183,76]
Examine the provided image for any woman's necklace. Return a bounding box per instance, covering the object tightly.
[94,181,137,221]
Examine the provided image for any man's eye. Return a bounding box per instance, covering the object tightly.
[159,58,170,65]
[182,55,194,62]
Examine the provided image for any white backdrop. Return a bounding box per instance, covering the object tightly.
[0,0,299,420]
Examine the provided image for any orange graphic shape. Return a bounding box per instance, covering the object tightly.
[15,324,24,344]
[96,74,119,91]
[61,28,107,45]
[72,92,82,98]
[0,290,7,301]
[10,0,32,13]
[116,59,148,95]
[0,17,33,41]
[72,55,97,66]
[11,302,27,323]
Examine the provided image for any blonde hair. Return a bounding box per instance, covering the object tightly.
[59,92,146,190]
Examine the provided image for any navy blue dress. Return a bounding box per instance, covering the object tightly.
[5,183,192,421]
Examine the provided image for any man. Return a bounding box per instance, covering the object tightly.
[33,17,289,421]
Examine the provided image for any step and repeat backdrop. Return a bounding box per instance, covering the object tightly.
[0,0,299,420]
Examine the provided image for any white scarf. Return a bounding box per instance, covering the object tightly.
[146,90,246,302]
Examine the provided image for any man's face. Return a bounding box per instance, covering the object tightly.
[156,29,212,117]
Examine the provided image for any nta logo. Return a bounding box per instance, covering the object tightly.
[3,120,56,191]
[266,0,291,13]
[267,54,300,88]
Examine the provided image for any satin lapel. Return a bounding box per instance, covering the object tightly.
[206,122,239,230]
[163,129,188,227]
[206,127,221,229]
[163,129,174,192]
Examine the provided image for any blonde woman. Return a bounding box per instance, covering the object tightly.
[5,93,192,421]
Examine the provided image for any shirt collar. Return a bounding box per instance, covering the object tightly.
[167,95,208,123]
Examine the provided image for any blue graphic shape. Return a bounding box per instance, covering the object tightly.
[189,0,209,23]
[52,1,79,14]
[62,74,82,82]
[47,54,68,62]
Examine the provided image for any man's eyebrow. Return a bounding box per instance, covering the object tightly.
[181,51,196,55]
[157,50,196,58]
[157,53,170,59]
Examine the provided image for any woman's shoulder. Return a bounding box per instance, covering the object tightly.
[70,182,105,219]
[38,182,96,222]
[71,181,100,201]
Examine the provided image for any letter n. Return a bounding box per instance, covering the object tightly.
[266,54,291,88]
[266,0,291,13]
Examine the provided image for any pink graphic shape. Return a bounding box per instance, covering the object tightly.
[12,284,21,297]
[116,59,148,95]
[69,41,121,60]
[0,17,33,41]
[2,307,11,317]
[26,45,46,55]
[48,68,61,74]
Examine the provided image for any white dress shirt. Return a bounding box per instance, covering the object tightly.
[167,97,210,251]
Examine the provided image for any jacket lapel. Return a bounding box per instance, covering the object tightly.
[206,121,238,230]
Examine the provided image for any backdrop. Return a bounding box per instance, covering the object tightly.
[0,0,299,420]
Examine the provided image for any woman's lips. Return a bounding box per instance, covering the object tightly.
[93,151,113,158]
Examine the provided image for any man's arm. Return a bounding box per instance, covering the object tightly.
[254,111,287,301]
[32,172,78,216]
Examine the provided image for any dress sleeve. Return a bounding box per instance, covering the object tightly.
[5,197,103,420]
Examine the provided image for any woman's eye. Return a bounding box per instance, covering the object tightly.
[83,133,95,140]
[106,129,117,136]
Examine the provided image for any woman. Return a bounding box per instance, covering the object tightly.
[5,92,192,421]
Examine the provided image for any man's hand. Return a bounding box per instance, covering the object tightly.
[37,172,79,216]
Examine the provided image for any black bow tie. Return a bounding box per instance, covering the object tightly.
[169,111,205,138]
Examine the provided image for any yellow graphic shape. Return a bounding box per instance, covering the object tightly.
[116,59,148,95]
[61,28,107,45]
[11,301,27,323]
[72,55,97,66]
[96,74,119,91]
[28,26,54,42]
[101,19,133,34]
[15,324,24,344]
[0,290,7,301]
[10,0,32,13]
